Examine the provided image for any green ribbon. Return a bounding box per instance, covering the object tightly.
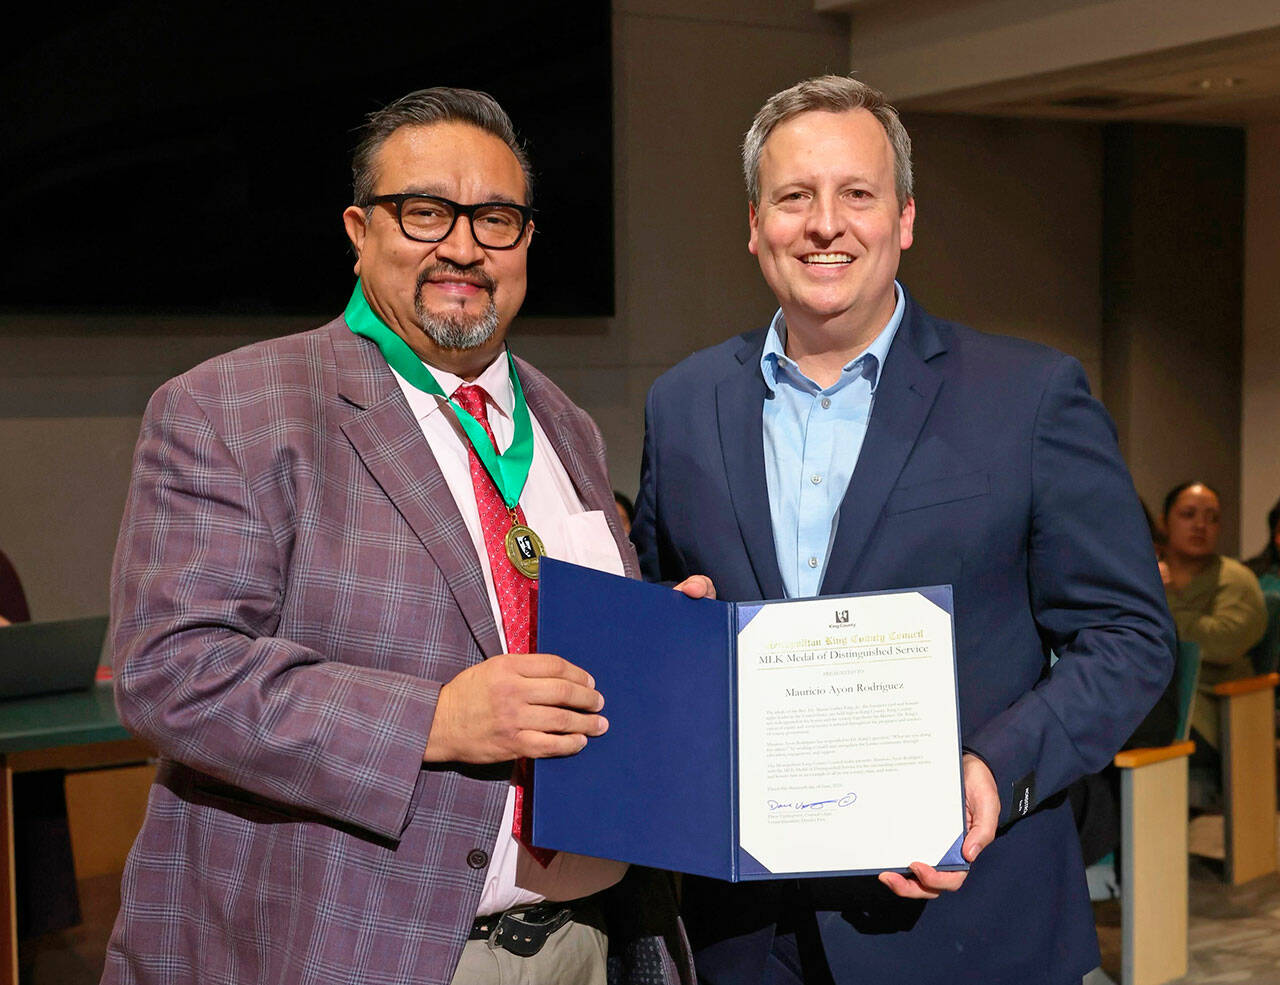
[344,280,534,510]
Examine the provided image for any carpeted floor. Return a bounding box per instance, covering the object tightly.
[1087,813,1280,985]
[22,819,1280,985]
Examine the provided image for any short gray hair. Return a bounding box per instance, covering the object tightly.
[742,75,913,210]
[351,87,533,208]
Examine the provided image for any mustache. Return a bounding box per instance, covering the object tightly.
[417,261,495,295]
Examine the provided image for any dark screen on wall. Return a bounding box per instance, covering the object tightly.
[2,3,613,318]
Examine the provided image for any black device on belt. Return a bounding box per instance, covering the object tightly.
[469,902,577,957]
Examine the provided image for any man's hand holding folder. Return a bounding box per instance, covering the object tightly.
[423,575,718,763]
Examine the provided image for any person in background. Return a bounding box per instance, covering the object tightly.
[613,491,636,536]
[0,549,82,942]
[1161,481,1267,750]
[1243,495,1280,593]
[1139,498,1169,583]
[0,548,30,626]
[1069,499,1177,876]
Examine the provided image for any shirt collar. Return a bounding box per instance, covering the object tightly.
[393,349,514,423]
[760,280,906,395]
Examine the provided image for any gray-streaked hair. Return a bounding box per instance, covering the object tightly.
[351,87,534,208]
[742,75,913,210]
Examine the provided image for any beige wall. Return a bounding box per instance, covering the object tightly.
[0,322,304,620]
[898,113,1104,388]
[1242,123,1280,559]
[1099,124,1246,550]
[833,0,1280,103]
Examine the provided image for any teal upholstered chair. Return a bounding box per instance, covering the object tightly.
[1173,640,1201,742]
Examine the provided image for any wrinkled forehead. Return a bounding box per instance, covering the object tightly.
[372,122,529,203]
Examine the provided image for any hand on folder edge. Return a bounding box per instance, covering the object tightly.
[877,753,999,900]
[673,575,717,600]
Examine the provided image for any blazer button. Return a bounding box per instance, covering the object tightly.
[466,849,489,870]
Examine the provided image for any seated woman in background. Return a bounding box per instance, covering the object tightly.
[0,548,84,941]
[1161,481,1268,750]
[1243,496,1280,593]
[0,548,30,626]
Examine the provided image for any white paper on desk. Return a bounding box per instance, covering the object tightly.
[736,590,964,875]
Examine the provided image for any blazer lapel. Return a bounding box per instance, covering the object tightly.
[716,336,786,601]
[820,300,946,595]
[329,324,504,658]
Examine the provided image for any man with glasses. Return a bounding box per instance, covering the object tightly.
[106,88,696,985]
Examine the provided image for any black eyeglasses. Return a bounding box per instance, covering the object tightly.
[365,193,533,249]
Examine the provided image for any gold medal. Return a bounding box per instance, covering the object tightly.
[504,520,545,579]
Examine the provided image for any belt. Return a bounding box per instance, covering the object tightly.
[469,902,577,957]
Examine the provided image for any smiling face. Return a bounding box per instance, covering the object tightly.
[749,108,914,349]
[1164,484,1223,563]
[342,121,531,376]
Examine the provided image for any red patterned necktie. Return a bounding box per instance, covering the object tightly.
[451,384,555,867]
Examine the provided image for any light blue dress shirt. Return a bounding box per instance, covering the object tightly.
[761,283,906,598]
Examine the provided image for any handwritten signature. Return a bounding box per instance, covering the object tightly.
[767,792,857,812]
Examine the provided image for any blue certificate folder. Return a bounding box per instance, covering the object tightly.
[532,558,968,882]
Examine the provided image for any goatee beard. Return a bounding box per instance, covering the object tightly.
[417,298,499,351]
[414,263,500,351]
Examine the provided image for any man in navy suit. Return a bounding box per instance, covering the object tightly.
[631,75,1174,985]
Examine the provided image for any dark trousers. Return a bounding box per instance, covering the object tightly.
[13,771,81,939]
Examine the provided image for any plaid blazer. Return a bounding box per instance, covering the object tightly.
[105,318,691,985]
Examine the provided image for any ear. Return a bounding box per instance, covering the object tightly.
[342,205,368,276]
[898,197,916,252]
[748,202,760,256]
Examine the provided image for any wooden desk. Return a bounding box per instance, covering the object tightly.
[0,684,151,985]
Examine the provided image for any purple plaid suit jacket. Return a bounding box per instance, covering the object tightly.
[105,318,691,985]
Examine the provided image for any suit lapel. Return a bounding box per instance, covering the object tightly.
[820,300,946,595]
[717,336,786,601]
[329,323,503,658]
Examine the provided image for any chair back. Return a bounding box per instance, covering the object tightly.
[1246,591,1280,675]
[1174,640,1201,743]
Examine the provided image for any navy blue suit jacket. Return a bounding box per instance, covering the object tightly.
[632,290,1175,985]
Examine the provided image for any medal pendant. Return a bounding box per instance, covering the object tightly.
[504,522,545,579]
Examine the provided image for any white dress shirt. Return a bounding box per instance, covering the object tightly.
[391,351,628,916]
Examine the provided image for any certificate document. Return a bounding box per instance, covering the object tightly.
[736,590,964,875]
[532,559,967,881]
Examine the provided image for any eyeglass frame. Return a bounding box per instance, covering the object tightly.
[363,193,535,250]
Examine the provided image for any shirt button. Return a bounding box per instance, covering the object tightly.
[466,849,489,870]
[821,397,832,409]
[810,474,823,485]
[808,556,819,568]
